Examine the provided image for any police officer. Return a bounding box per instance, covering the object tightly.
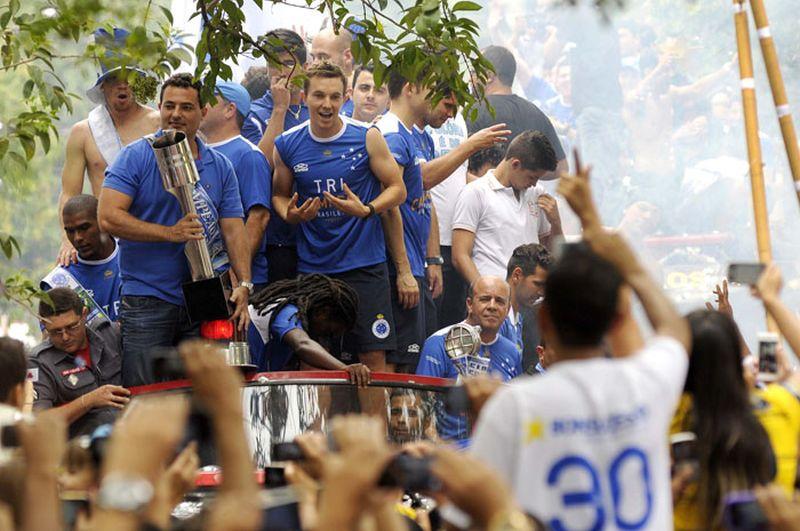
[29,288,129,438]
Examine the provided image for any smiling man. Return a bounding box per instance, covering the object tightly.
[57,28,160,267]
[272,61,406,372]
[42,195,121,322]
[98,73,252,387]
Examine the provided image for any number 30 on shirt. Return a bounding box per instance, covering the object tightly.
[546,446,652,531]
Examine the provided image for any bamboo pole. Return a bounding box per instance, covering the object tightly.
[749,0,800,208]
[733,0,777,332]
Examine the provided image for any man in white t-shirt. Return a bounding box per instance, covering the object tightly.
[470,161,692,530]
[452,131,562,284]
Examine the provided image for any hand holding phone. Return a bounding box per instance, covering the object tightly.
[728,263,765,286]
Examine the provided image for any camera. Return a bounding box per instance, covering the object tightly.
[444,385,470,415]
[271,441,305,462]
[378,453,441,492]
[757,332,779,382]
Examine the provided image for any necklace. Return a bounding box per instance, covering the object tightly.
[287,104,302,121]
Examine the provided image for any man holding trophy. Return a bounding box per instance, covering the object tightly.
[415,275,522,440]
[99,73,252,387]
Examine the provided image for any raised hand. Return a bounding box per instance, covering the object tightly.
[323,183,371,218]
[286,192,321,223]
[705,280,733,317]
[271,75,292,111]
[466,123,511,151]
[57,239,78,267]
[753,263,783,302]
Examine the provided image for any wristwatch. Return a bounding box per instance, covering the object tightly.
[239,281,254,295]
[426,256,444,266]
[97,473,154,513]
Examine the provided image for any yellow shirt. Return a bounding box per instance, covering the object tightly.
[669,386,800,530]
[753,384,800,495]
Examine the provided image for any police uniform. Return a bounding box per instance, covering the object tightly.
[28,321,123,438]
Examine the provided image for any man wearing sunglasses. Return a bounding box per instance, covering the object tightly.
[28,287,129,438]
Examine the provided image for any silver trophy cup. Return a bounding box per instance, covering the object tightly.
[149,130,254,369]
[444,323,490,376]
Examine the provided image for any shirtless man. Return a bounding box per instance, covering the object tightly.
[57,28,159,266]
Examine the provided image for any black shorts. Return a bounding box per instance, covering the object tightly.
[330,262,397,356]
[386,274,425,366]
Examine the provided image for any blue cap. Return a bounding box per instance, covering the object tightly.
[215,82,251,118]
[86,27,148,104]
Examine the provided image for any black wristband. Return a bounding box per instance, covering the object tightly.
[426,256,444,266]
[365,203,376,218]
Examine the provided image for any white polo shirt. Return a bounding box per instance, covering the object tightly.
[452,169,551,278]
[471,336,688,530]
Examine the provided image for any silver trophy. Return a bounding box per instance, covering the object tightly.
[444,323,489,376]
[149,130,254,369]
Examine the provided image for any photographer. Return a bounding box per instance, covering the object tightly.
[29,288,129,439]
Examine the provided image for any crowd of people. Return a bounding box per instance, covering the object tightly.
[2,3,800,529]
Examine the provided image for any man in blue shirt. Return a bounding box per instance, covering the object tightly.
[247,274,370,385]
[416,275,522,441]
[99,73,253,387]
[272,62,406,372]
[499,243,551,370]
[43,194,121,322]
[201,81,271,292]
[245,29,309,283]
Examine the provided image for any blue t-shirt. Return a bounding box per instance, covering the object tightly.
[103,134,244,306]
[242,91,309,248]
[248,303,304,371]
[412,125,436,162]
[340,98,354,118]
[274,118,387,274]
[41,244,122,321]
[416,324,522,440]
[377,113,430,278]
[208,135,272,285]
[498,311,524,356]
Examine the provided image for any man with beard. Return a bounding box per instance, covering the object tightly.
[57,28,159,266]
[99,73,252,387]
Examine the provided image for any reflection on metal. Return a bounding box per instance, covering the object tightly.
[241,382,459,467]
[444,323,489,376]
[224,341,256,370]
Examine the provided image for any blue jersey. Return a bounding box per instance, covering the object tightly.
[242,91,310,248]
[248,303,303,371]
[208,135,272,285]
[340,98,354,118]
[103,133,244,306]
[274,118,387,274]
[377,113,430,278]
[498,310,524,356]
[416,324,522,440]
[41,244,122,321]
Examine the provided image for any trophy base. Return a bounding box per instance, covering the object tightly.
[182,272,233,323]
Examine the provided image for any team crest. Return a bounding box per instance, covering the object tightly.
[371,314,390,339]
[527,200,539,217]
[323,149,332,156]
[68,374,79,386]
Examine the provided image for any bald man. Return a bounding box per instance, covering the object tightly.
[416,275,522,380]
[415,275,522,441]
[310,26,356,116]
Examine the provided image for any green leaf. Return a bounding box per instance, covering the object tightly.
[159,5,174,24]
[36,131,51,154]
[22,79,34,98]
[18,135,35,160]
[451,1,482,11]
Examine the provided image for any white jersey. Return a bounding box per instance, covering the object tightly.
[427,115,469,246]
[471,337,688,530]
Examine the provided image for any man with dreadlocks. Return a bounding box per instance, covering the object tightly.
[247,274,371,386]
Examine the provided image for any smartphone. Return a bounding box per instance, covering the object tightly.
[61,492,90,530]
[757,332,779,382]
[0,424,18,448]
[260,487,302,531]
[271,441,305,462]
[722,491,768,531]
[728,263,765,285]
[264,466,288,489]
[669,432,699,480]
[378,453,441,492]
